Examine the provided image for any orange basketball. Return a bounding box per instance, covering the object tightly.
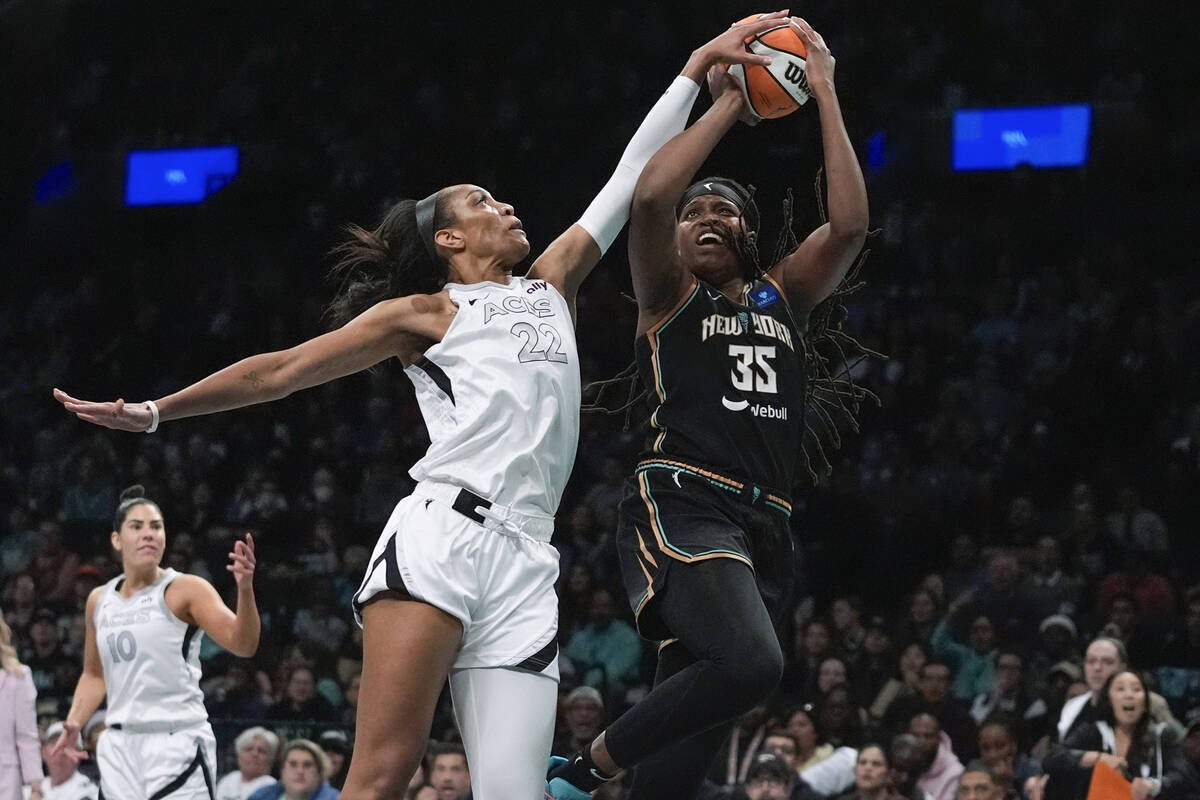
[725,14,811,120]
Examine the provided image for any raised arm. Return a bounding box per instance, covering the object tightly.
[529,13,788,310]
[767,18,869,317]
[168,533,260,657]
[628,74,746,329]
[54,294,443,432]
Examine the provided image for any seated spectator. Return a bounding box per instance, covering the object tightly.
[317,730,351,791]
[563,588,642,701]
[820,685,869,750]
[832,596,868,667]
[1045,670,1179,800]
[955,762,1003,800]
[871,643,929,722]
[885,663,978,761]
[1027,616,1078,696]
[216,727,280,800]
[266,665,336,743]
[26,721,98,800]
[291,592,349,656]
[785,704,836,771]
[931,598,996,703]
[889,733,935,800]
[763,728,803,773]
[427,742,470,800]
[711,705,771,789]
[968,650,1047,747]
[1158,587,1200,714]
[1029,537,1082,618]
[1103,487,1169,562]
[1096,548,1176,622]
[858,617,897,709]
[741,752,797,800]
[247,739,338,800]
[1162,711,1200,798]
[779,618,834,703]
[19,609,73,708]
[894,590,941,652]
[552,686,605,759]
[834,744,906,800]
[910,712,965,800]
[975,718,1042,800]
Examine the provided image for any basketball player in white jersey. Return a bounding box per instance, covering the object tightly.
[52,16,789,800]
[50,485,260,800]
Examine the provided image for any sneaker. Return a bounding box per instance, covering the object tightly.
[544,756,592,800]
[544,777,592,800]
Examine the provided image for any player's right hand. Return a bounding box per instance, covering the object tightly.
[54,388,154,432]
[698,10,789,70]
[48,721,89,764]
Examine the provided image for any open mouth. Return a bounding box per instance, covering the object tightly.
[697,231,726,247]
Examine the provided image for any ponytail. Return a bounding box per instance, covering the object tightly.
[324,193,452,329]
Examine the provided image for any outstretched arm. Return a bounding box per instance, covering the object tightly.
[54,294,441,431]
[767,18,869,317]
[529,13,788,311]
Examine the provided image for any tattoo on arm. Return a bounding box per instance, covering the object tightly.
[242,371,264,388]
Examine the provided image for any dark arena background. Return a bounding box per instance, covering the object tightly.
[2,2,1197,798]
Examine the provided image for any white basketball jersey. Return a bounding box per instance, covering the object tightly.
[407,277,581,517]
[93,568,207,728]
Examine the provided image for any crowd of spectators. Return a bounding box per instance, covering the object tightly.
[1,1,1197,798]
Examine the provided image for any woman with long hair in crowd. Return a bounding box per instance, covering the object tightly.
[0,608,44,800]
[1044,670,1180,799]
[53,17,789,800]
[835,744,905,800]
[51,486,259,800]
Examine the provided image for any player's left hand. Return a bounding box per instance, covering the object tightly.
[789,17,835,95]
[227,533,256,590]
[707,65,760,126]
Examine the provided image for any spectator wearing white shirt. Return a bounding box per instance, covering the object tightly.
[216,727,280,800]
[22,722,97,800]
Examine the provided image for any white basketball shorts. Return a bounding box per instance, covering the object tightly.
[97,721,217,800]
[353,481,560,679]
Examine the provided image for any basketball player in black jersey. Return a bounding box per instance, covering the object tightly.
[547,17,869,800]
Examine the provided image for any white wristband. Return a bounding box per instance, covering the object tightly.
[577,74,701,254]
[144,400,160,433]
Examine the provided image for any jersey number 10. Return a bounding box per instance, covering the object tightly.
[106,630,138,663]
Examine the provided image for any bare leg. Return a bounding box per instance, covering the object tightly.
[339,598,462,800]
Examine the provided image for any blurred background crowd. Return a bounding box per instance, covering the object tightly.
[1,1,1196,798]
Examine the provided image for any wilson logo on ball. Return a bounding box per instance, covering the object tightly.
[723,14,812,121]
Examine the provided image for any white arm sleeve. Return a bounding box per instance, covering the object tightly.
[576,75,701,254]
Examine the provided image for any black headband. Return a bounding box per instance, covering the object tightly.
[414,191,439,262]
[677,178,760,234]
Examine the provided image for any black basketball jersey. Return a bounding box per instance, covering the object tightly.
[635,275,807,493]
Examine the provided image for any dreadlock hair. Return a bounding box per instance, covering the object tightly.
[585,170,883,487]
[323,193,453,329]
[777,168,883,483]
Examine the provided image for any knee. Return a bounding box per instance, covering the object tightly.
[719,635,783,708]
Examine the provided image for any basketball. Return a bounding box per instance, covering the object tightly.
[725,14,811,120]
